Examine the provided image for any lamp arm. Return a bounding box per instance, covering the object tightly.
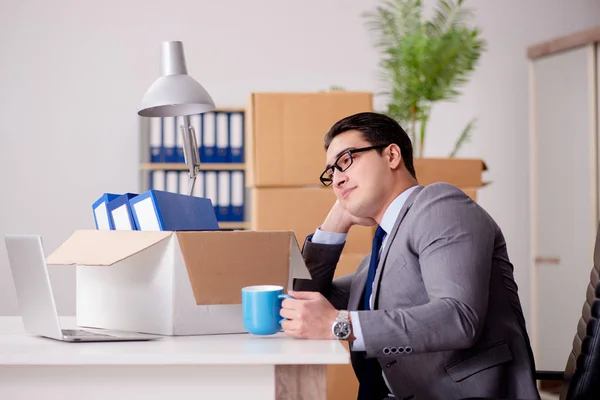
[179,115,201,196]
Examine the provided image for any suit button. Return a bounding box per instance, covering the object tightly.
[405,346,413,354]
[398,347,405,353]
[383,347,391,355]
[390,347,398,354]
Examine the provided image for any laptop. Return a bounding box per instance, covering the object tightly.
[5,234,162,342]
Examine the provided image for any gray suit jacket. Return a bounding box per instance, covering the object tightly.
[295,183,540,400]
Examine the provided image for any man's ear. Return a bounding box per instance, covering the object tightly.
[387,144,402,169]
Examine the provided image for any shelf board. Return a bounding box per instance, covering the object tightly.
[212,107,246,113]
[219,222,249,230]
[140,163,246,171]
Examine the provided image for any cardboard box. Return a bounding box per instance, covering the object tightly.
[461,187,479,202]
[246,92,373,188]
[46,230,310,336]
[250,187,375,254]
[414,158,487,187]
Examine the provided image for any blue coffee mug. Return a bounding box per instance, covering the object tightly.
[242,285,293,335]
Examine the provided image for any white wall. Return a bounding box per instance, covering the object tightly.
[0,0,599,335]
[425,0,600,333]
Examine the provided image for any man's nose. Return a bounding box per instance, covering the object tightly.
[333,169,347,187]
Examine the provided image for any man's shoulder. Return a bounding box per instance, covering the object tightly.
[408,182,490,222]
[410,182,498,230]
[414,182,472,203]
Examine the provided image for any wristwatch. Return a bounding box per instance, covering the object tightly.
[331,310,352,340]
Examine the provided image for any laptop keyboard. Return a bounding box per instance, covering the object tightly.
[62,329,111,337]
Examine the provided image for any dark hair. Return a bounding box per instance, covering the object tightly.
[324,112,416,178]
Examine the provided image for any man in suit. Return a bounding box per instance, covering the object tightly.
[280,112,540,400]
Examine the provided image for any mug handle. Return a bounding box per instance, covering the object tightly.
[278,294,293,324]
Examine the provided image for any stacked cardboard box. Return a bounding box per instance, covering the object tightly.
[245,92,377,260]
[246,92,374,400]
[413,158,488,201]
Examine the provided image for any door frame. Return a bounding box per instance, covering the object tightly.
[528,43,599,365]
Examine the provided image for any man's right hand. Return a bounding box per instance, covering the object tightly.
[320,200,377,234]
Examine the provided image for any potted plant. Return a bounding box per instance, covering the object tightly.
[363,0,487,195]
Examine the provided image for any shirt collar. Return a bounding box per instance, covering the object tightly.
[379,186,419,235]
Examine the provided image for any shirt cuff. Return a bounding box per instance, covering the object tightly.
[311,227,347,245]
[350,311,365,351]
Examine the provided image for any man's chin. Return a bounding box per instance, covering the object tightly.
[346,201,369,219]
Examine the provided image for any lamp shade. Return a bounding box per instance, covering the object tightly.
[138,41,215,118]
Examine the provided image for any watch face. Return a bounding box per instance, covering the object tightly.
[333,322,350,339]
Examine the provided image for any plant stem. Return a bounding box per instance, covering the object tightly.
[419,108,429,158]
[410,104,418,157]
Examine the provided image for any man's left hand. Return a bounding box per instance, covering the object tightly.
[280,290,338,339]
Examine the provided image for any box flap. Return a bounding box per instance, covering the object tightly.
[46,230,173,266]
[176,231,309,305]
[289,234,312,284]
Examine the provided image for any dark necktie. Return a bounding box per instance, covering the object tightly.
[357,225,389,400]
[363,226,385,311]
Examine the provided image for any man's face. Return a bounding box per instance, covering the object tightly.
[324,130,390,218]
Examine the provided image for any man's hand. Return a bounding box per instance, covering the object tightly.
[280,291,339,339]
[321,200,376,234]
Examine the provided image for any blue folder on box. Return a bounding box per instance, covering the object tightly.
[107,193,139,230]
[92,193,120,230]
[129,190,219,231]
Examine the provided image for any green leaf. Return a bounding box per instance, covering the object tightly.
[449,118,475,158]
[426,0,474,35]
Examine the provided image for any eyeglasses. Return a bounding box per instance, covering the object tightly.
[319,145,388,186]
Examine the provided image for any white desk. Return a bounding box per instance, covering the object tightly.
[0,317,349,400]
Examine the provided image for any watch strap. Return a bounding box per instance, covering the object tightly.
[338,310,349,321]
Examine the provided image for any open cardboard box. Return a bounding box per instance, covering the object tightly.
[46,230,311,336]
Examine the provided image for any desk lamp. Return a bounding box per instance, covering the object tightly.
[138,41,215,195]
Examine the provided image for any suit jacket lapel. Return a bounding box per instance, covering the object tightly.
[371,186,423,307]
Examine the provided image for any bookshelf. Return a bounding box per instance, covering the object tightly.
[140,163,245,171]
[139,107,247,230]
